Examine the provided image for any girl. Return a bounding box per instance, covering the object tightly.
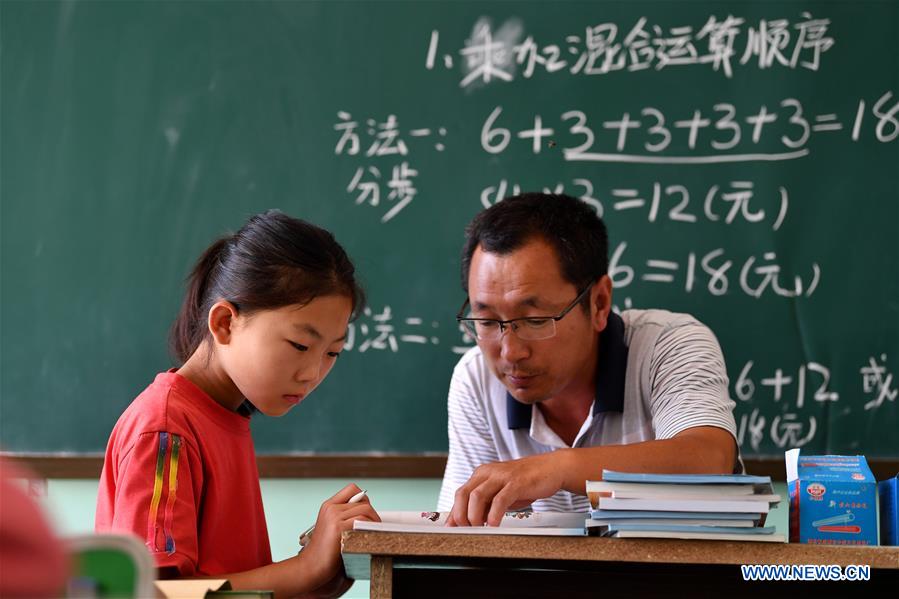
[96,211,379,598]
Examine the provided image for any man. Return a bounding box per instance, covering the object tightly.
[438,193,741,527]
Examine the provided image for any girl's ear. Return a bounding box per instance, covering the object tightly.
[591,275,613,333]
[208,300,239,346]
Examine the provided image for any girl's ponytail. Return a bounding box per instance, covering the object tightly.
[168,236,229,365]
[168,210,364,365]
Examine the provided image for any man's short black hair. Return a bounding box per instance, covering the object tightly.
[460,193,609,297]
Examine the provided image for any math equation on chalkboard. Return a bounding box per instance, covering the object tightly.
[324,8,897,455]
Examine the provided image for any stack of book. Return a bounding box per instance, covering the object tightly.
[585,470,785,542]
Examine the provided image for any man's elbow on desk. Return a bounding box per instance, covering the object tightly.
[670,426,738,474]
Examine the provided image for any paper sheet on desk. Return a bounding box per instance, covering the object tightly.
[355,511,587,535]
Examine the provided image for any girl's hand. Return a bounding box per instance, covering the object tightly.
[298,483,380,589]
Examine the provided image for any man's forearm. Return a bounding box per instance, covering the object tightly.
[555,427,737,495]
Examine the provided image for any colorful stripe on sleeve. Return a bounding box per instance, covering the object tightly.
[163,434,182,554]
[144,432,183,553]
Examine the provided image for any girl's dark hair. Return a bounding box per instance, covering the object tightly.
[169,210,365,364]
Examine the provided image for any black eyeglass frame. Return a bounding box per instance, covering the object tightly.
[455,283,594,341]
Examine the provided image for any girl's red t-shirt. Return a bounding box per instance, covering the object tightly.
[96,372,272,576]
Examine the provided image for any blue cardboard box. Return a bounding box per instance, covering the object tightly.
[785,449,877,545]
[880,475,898,546]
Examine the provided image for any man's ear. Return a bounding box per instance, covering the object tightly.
[591,275,613,333]
[208,300,239,346]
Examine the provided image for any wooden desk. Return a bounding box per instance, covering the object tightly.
[342,531,899,598]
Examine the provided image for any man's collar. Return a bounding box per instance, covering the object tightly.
[507,311,628,429]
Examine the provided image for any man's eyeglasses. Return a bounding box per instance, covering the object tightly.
[456,284,593,342]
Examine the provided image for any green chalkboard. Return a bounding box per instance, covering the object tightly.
[2,0,897,458]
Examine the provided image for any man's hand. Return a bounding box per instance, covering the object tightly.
[445,427,736,529]
[446,450,570,527]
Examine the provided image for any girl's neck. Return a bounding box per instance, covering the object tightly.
[176,344,245,412]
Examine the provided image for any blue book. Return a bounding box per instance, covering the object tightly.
[602,523,786,542]
[604,523,777,535]
[602,470,771,485]
[589,509,761,520]
[880,476,899,546]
